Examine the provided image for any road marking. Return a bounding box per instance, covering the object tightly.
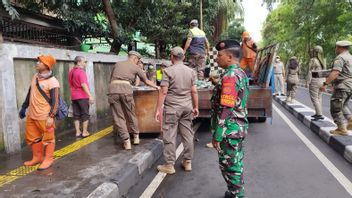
[273,104,352,196]
[140,122,201,198]
[0,126,113,188]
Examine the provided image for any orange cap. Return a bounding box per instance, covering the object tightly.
[242,31,250,38]
[37,55,56,70]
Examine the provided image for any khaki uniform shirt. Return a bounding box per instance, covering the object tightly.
[109,60,148,94]
[307,57,325,84]
[332,51,352,90]
[287,66,300,84]
[161,63,196,109]
[274,61,285,74]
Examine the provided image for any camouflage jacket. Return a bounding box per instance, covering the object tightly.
[210,64,249,142]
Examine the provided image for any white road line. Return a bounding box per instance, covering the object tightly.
[140,123,201,198]
[273,104,352,196]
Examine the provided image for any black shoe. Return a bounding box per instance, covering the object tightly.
[312,115,324,121]
[280,93,286,96]
[311,114,318,118]
[225,191,235,198]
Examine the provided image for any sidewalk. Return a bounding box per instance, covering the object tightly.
[274,96,352,164]
[0,126,163,198]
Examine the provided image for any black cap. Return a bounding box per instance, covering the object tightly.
[215,39,241,51]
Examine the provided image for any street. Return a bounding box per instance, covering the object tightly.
[127,87,352,198]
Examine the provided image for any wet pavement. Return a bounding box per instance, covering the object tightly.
[0,119,162,198]
[0,118,113,174]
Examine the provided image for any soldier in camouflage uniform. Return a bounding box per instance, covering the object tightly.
[211,40,249,198]
[321,40,352,136]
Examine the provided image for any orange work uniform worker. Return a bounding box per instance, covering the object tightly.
[19,55,60,171]
[240,31,257,73]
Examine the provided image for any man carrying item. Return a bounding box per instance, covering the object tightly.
[108,51,159,150]
[321,41,352,136]
[273,56,285,96]
[19,55,60,171]
[307,46,326,121]
[212,40,249,198]
[183,19,210,80]
[68,56,94,138]
[240,31,257,74]
[155,47,199,174]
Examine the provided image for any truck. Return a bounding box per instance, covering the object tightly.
[133,44,278,132]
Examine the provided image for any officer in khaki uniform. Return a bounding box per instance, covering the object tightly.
[286,56,300,103]
[273,56,285,96]
[321,41,352,136]
[155,47,199,174]
[109,51,159,149]
[307,45,326,121]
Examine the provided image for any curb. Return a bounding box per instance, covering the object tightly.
[87,139,163,198]
[274,96,352,164]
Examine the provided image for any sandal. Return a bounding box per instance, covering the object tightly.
[82,132,90,138]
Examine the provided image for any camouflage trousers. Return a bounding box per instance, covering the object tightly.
[330,89,352,126]
[218,137,245,198]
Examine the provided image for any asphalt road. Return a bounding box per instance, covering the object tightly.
[127,97,352,198]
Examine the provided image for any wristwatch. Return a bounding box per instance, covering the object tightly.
[323,81,328,86]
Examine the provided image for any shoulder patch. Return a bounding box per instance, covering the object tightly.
[220,76,237,107]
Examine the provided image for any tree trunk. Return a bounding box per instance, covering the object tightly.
[102,0,121,54]
[155,40,160,59]
[160,41,167,59]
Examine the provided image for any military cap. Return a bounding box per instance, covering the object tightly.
[336,40,352,47]
[215,39,241,51]
[128,50,142,59]
[171,46,184,58]
[190,19,198,25]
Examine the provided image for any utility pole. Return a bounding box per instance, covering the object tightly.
[200,0,203,30]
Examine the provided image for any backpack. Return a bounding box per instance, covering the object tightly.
[36,78,68,120]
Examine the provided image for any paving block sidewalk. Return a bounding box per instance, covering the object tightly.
[0,133,163,198]
[274,96,352,164]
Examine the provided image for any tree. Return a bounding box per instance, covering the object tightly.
[262,0,352,76]
[102,0,121,53]
[3,0,244,55]
[220,20,245,41]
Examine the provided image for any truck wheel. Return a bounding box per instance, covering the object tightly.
[257,117,267,123]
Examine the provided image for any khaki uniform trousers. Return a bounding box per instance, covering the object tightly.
[188,54,206,80]
[274,74,285,94]
[162,106,194,165]
[330,89,352,126]
[108,94,139,141]
[309,79,323,116]
[287,82,297,100]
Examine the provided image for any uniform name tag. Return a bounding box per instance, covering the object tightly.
[220,76,237,107]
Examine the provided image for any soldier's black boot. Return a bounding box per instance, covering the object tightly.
[224,191,236,198]
[312,115,324,121]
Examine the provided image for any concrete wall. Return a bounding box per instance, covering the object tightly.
[94,63,114,120]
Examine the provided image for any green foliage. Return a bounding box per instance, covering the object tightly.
[220,20,245,41]
[5,0,243,54]
[262,0,352,77]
